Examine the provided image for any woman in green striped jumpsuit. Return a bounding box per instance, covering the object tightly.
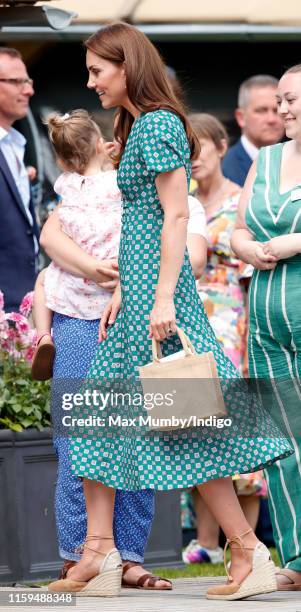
[232,64,301,590]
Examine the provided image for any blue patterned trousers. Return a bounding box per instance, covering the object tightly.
[52,313,154,562]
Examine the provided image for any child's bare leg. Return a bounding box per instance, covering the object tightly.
[31,269,55,381]
[33,269,53,341]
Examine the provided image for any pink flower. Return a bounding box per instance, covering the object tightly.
[0,290,4,311]
[7,326,17,341]
[18,328,36,350]
[20,291,34,317]
[0,291,36,363]
[17,319,30,334]
[0,311,9,336]
[6,312,23,323]
[24,346,35,363]
[1,338,10,351]
[6,312,29,333]
[30,328,38,345]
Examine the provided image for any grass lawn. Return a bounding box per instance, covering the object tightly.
[153,548,280,579]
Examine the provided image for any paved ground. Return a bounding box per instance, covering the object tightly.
[1,577,301,612]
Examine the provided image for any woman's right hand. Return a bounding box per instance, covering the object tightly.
[99,282,121,342]
[243,241,277,270]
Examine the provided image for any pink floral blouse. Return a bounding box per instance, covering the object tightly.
[44,170,121,319]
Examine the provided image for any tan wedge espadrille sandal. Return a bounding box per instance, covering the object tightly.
[206,528,277,600]
[48,536,122,597]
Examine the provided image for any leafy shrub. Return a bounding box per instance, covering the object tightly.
[0,291,51,432]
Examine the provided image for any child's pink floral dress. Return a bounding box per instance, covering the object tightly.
[44,170,121,319]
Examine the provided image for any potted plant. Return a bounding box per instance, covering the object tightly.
[0,290,60,584]
[0,291,51,432]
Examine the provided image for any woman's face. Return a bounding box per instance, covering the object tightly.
[86,49,127,109]
[277,72,301,141]
[191,136,225,182]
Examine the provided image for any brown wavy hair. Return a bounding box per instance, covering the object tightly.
[84,22,200,165]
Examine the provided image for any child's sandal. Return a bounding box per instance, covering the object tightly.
[31,332,55,381]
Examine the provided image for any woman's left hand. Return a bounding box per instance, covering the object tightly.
[262,235,301,260]
[149,297,177,341]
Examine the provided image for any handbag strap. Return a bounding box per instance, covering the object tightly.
[151,326,196,362]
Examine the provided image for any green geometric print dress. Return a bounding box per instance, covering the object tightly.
[70,111,291,491]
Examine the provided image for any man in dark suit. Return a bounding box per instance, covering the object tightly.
[0,47,38,312]
[222,75,284,187]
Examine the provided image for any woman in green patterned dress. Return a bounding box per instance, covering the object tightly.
[49,23,291,599]
[232,64,301,591]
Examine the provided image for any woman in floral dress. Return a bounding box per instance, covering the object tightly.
[48,23,291,600]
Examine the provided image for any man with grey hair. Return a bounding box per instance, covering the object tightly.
[0,47,38,312]
[222,74,284,186]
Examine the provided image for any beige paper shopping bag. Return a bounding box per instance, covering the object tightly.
[139,326,227,431]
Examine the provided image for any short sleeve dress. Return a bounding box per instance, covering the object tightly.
[70,110,291,491]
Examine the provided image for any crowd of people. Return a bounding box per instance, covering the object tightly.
[1,21,301,600]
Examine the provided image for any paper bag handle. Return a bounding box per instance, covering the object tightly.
[152,326,196,362]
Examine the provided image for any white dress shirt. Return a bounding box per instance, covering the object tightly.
[241,134,259,162]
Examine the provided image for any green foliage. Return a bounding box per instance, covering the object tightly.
[0,353,51,431]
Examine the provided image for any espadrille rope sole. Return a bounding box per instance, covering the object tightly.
[48,567,122,597]
[76,567,122,597]
[206,530,277,600]
[206,559,277,600]
[47,541,122,597]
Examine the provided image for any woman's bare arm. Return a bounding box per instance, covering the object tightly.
[155,167,189,299]
[231,161,257,259]
[231,161,277,270]
[148,167,189,339]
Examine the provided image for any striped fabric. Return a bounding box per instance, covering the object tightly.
[247,143,301,572]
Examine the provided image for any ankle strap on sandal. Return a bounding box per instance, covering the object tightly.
[75,535,114,556]
[224,528,253,582]
[122,561,140,576]
[36,332,52,346]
